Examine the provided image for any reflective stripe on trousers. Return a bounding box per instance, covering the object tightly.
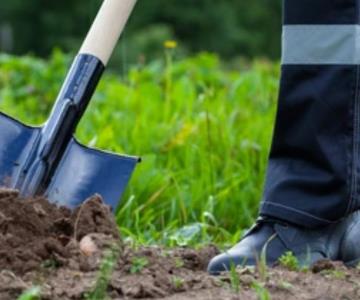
[260,0,360,227]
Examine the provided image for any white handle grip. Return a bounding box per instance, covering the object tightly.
[79,0,137,66]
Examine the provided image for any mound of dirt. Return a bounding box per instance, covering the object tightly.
[1,189,360,300]
[0,189,118,275]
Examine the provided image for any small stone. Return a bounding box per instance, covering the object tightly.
[33,203,47,217]
[79,235,98,257]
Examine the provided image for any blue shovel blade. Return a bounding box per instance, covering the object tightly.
[0,113,138,209]
[46,138,138,209]
[0,112,40,187]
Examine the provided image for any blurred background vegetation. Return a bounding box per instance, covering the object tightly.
[0,0,282,66]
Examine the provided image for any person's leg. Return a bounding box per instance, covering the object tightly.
[261,0,360,227]
[208,0,360,274]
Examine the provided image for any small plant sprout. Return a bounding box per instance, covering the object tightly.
[257,233,276,282]
[323,269,346,280]
[252,281,271,300]
[279,251,300,271]
[85,245,120,300]
[278,280,293,291]
[229,260,241,293]
[172,276,185,289]
[41,258,60,269]
[130,257,149,274]
[175,258,184,268]
[17,286,41,300]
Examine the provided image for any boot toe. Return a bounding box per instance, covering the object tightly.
[207,253,229,275]
[207,218,339,275]
[207,251,256,275]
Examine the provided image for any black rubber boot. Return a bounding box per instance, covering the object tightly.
[207,210,360,275]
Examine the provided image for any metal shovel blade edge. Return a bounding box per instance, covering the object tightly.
[0,112,139,209]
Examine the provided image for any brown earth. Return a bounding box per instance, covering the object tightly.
[0,189,360,300]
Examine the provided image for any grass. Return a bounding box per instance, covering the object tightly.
[0,49,279,246]
[174,257,184,268]
[278,251,300,271]
[171,276,185,290]
[17,287,41,300]
[85,245,120,300]
[130,256,149,274]
[257,233,277,282]
[229,261,241,293]
[252,281,271,300]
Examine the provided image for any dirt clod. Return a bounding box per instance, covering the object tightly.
[311,259,336,273]
[0,191,116,275]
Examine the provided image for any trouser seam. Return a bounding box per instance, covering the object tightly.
[347,64,360,215]
[261,201,337,224]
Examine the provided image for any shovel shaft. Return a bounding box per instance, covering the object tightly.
[79,0,137,66]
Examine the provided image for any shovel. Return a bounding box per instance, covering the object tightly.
[0,0,139,209]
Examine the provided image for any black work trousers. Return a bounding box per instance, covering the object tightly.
[260,0,360,227]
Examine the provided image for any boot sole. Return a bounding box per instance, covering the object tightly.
[344,258,360,268]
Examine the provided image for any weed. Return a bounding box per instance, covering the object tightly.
[172,276,185,289]
[322,269,346,280]
[278,251,300,271]
[257,233,276,282]
[85,245,120,300]
[252,281,271,300]
[258,250,267,282]
[174,258,184,268]
[130,257,149,274]
[278,280,293,291]
[229,261,241,293]
[17,287,41,300]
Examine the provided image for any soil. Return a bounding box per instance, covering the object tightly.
[1,189,360,300]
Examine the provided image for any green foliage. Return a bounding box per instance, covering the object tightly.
[171,276,185,289]
[174,258,184,268]
[278,251,300,271]
[321,269,346,280]
[17,287,41,300]
[0,0,281,62]
[0,50,68,121]
[278,281,293,291]
[130,257,149,274]
[229,261,241,293]
[258,234,276,282]
[252,281,271,300]
[85,246,120,300]
[0,50,279,245]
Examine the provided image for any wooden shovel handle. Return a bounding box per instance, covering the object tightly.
[79,0,137,66]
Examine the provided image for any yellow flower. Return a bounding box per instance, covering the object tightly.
[164,40,177,49]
